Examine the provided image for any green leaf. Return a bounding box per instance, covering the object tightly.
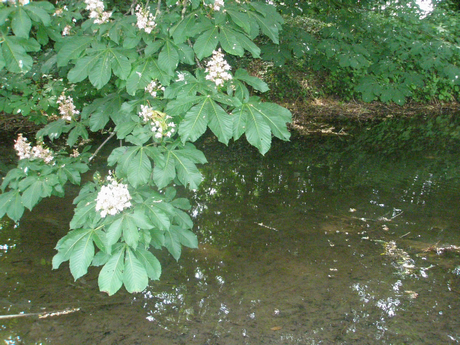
[235,69,269,92]
[57,36,94,67]
[106,217,123,246]
[57,164,83,185]
[178,99,209,143]
[174,226,198,248]
[248,11,279,44]
[126,61,153,96]
[194,27,219,59]
[69,231,95,280]
[123,248,148,293]
[150,58,173,86]
[11,8,31,38]
[67,123,88,147]
[218,27,244,57]
[122,215,140,249]
[0,190,24,222]
[0,7,15,26]
[227,8,251,34]
[53,228,92,269]
[135,247,161,280]
[70,199,97,229]
[2,36,33,72]
[36,119,67,141]
[99,245,125,295]
[92,251,110,266]
[170,198,191,210]
[89,110,110,131]
[21,177,54,210]
[172,150,203,189]
[244,103,272,155]
[172,208,193,229]
[158,40,179,76]
[145,40,164,56]
[253,102,291,141]
[205,98,233,144]
[127,148,152,188]
[89,52,113,89]
[141,199,171,231]
[233,31,260,58]
[171,14,196,44]
[110,49,131,80]
[24,4,51,26]
[153,149,176,189]
[67,55,96,83]
[164,228,181,260]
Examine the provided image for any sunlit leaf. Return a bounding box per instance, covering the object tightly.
[194,27,219,59]
[99,245,125,295]
[69,231,95,280]
[135,247,161,280]
[11,8,31,38]
[123,248,148,293]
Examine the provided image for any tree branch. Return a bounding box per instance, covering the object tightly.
[89,132,116,162]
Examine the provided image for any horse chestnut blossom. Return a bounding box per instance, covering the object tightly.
[95,175,132,218]
[57,93,80,121]
[138,105,176,139]
[62,25,72,36]
[84,0,112,24]
[14,134,32,160]
[207,0,224,11]
[14,134,54,164]
[145,80,165,98]
[135,5,156,33]
[205,48,232,87]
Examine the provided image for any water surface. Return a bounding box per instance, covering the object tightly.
[1,132,460,344]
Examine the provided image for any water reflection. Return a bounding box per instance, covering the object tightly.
[1,138,460,344]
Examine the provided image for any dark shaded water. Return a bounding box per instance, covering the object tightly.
[1,132,460,344]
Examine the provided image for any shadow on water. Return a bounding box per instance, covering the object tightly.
[1,120,460,344]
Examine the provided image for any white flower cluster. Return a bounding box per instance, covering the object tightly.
[53,5,68,17]
[176,72,186,82]
[70,149,80,158]
[135,5,156,33]
[206,0,224,11]
[14,134,54,164]
[62,25,72,36]
[95,174,132,218]
[138,105,176,139]
[57,92,80,121]
[84,0,112,24]
[205,48,232,87]
[145,80,165,98]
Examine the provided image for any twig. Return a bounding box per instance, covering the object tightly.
[0,308,80,320]
[155,0,161,17]
[89,132,116,162]
[255,222,279,232]
[399,232,410,238]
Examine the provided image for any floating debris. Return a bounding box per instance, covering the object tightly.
[422,244,460,255]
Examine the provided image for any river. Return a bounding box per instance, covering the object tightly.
[1,124,460,344]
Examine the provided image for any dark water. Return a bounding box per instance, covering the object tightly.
[1,132,460,344]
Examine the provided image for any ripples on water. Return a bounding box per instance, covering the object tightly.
[0,134,460,344]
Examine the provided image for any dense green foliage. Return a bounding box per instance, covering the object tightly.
[0,0,291,295]
[264,0,460,104]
